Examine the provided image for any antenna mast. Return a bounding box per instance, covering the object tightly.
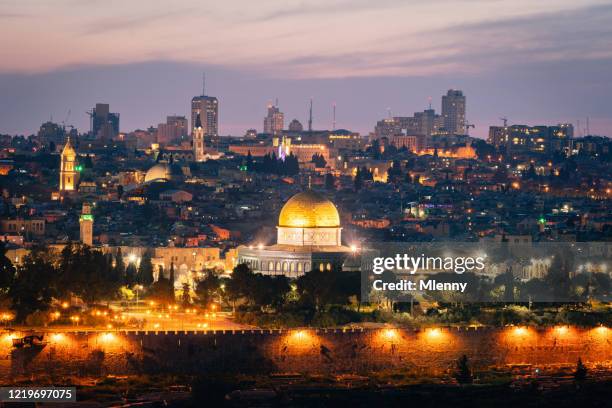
[332,102,336,131]
[202,72,206,96]
[308,98,313,132]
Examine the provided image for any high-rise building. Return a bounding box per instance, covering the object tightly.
[90,103,120,139]
[263,103,284,135]
[157,115,188,144]
[79,202,93,246]
[191,95,218,138]
[441,89,466,135]
[193,113,206,162]
[59,137,78,192]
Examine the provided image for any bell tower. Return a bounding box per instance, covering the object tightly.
[60,137,78,191]
[193,112,205,162]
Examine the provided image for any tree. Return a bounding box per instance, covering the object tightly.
[181,282,191,306]
[169,262,176,291]
[114,248,125,282]
[57,243,118,303]
[246,151,254,171]
[297,271,336,310]
[354,167,363,191]
[148,265,174,303]
[9,248,58,322]
[454,355,473,384]
[0,242,15,295]
[225,263,254,308]
[195,271,221,307]
[574,358,587,381]
[325,173,335,190]
[125,263,137,287]
[387,159,403,183]
[138,250,154,286]
[368,139,381,159]
[311,153,327,168]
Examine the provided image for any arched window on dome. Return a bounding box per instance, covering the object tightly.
[283,262,289,272]
[297,263,303,272]
[305,262,310,272]
[276,262,281,272]
[319,263,324,272]
[268,261,274,271]
[326,263,332,271]
[290,263,295,273]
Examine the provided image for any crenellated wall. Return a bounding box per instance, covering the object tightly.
[1,326,610,380]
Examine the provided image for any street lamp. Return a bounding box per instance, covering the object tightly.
[134,284,143,309]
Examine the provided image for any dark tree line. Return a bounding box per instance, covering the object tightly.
[194,263,360,313]
[0,244,159,322]
[247,151,300,175]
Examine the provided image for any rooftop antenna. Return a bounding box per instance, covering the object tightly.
[308,98,313,132]
[387,107,392,119]
[428,96,432,110]
[500,117,508,127]
[202,72,206,96]
[275,97,279,107]
[332,102,336,131]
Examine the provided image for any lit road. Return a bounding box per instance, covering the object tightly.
[4,306,252,333]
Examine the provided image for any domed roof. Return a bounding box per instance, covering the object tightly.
[278,190,340,228]
[144,163,177,183]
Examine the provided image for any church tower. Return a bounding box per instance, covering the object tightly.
[79,202,93,246]
[59,137,78,191]
[193,112,205,162]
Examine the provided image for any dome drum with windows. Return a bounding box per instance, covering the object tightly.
[277,190,342,246]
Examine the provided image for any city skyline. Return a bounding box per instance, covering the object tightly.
[1,1,612,137]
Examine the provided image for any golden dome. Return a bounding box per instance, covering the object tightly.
[278,190,340,228]
[144,163,172,183]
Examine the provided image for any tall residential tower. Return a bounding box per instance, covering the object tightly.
[191,95,218,139]
[441,89,466,135]
[263,103,284,135]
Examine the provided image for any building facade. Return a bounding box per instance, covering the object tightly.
[441,89,466,135]
[191,95,218,138]
[90,103,119,139]
[263,104,284,135]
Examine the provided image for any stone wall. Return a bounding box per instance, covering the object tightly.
[1,326,610,380]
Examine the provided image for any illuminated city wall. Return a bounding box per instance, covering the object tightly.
[0,327,610,379]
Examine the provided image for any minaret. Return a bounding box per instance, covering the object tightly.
[60,137,78,191]
[79,202,93,246]
[193,112,205,162]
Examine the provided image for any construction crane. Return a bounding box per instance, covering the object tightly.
[499,117,508,127]
[61,109,73,130]
[464,120,475,135]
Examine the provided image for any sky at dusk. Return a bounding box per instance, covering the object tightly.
[1,0,612,138]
